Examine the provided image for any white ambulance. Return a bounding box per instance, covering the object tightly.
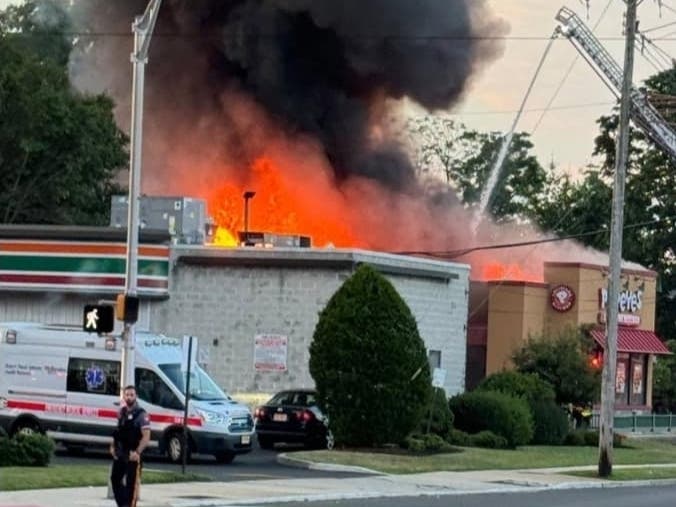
[0,322,254,464]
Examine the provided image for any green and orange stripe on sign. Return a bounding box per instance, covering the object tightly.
[0,240,170,296]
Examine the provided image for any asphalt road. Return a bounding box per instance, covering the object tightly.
[234,485,676,507]
[52,444,364,482]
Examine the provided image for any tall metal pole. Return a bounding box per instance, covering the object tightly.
[120,0,163,393]
[598,0,637,478]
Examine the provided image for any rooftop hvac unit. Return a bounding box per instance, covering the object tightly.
[110,195,207,245]
[238,231,311,248]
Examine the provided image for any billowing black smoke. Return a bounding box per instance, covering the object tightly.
[70,0,505,191]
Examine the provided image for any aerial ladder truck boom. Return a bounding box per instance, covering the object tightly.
[555,6,676,160]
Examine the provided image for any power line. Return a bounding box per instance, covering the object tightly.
[394,215,675,260]
[447,101,615,117]
[0,30,656,41]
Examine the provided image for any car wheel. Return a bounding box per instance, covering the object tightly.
[214,451,236,464]
[11,419,41,437]
[257,435,275,450]
[166,432,190,464]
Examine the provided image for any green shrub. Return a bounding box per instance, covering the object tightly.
[402,434,426,453]
[446,428,471,447]
[562,430,586,446]
[419,387,453,437]
[476,371,555,404]
[530,400,570,445]
[309,264,432,446]
[562,430,625,447]
[449,390,533,448]
[469,430,509,449]
[402,433,455,453]
[512,327,601,405]
[0,434,54,467]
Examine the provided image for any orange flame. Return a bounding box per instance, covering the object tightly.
[480,262,542,283]
[208,156,362,248]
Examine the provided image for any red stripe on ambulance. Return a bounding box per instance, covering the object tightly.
[5,399,202,427]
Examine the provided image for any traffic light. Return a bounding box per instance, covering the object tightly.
[83,305,115,333]
[116,294,140,323]
[590,347,604,370]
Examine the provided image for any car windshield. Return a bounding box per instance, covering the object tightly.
[159,363,231,401]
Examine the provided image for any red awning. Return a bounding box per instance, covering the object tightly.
[590,328,672,355]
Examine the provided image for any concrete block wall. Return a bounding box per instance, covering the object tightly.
[389,275,469,396]
[150,265,344,394]
[150,248,470,397]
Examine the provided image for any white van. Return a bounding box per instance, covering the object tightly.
[0,322,254,464]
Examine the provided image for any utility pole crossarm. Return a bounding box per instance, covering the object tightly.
[556,6,676,161]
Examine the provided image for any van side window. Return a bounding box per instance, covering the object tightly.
[135,368,183,410]
[67,358,120,396]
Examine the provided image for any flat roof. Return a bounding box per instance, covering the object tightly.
[172,246,470,282]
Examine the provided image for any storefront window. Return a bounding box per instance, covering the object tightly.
[630,356,646,406]
[615,358,628,405]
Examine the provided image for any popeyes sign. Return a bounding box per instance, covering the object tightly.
[598,288,643,326]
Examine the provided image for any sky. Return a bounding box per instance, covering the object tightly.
[457,0,676,175]
[2,0,675,174]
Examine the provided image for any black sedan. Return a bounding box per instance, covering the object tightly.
[254,389,334,450]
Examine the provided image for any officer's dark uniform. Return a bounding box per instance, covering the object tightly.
[111,403,150,507]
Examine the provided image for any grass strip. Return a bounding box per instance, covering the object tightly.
[568,467,676,481]
[291,438,676,474]
[0,464,210,491]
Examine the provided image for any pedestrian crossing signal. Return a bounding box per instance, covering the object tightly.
[83,305,115,333]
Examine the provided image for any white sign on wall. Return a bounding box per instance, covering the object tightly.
[432,368,447,388]
[254,334,288,371]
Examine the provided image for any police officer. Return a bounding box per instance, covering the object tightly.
[109,385,151,507]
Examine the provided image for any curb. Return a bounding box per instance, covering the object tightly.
[276,452,382,474]
[169,478,676,507]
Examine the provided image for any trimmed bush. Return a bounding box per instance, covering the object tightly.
[403,433,455,453]
[446,428,471,447]
[476,371,555,404]
[419,387,453,437]
[562,430,586,446]
[469,430,509,449]
[512,327,601,405]
[0,434,54,467]
[449,390,533,448]
[309,264,432,446]
[563,430,626,447]
[530,400,570,445]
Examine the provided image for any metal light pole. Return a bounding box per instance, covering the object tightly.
[120,0,163,392]
[243,191,256,246]
[598,0,637,478]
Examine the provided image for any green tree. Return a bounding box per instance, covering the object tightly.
[653,340,676,413]
[0,0,72,66]
[512,327,601,405]
[0,6,127,225]
[309,264,432,447]
[406,116,550,223]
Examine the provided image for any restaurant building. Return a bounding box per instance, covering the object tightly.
[467,261,671,413]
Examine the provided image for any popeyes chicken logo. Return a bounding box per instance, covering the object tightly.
[551,285,575,312]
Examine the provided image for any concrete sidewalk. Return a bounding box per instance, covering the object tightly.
[0,461,675,507]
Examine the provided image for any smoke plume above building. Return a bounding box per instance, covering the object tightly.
[66,1,608,281]
[70,0,506,189]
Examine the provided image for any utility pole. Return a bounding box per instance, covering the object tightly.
[120,0,163,392]
[598,0,637,478]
